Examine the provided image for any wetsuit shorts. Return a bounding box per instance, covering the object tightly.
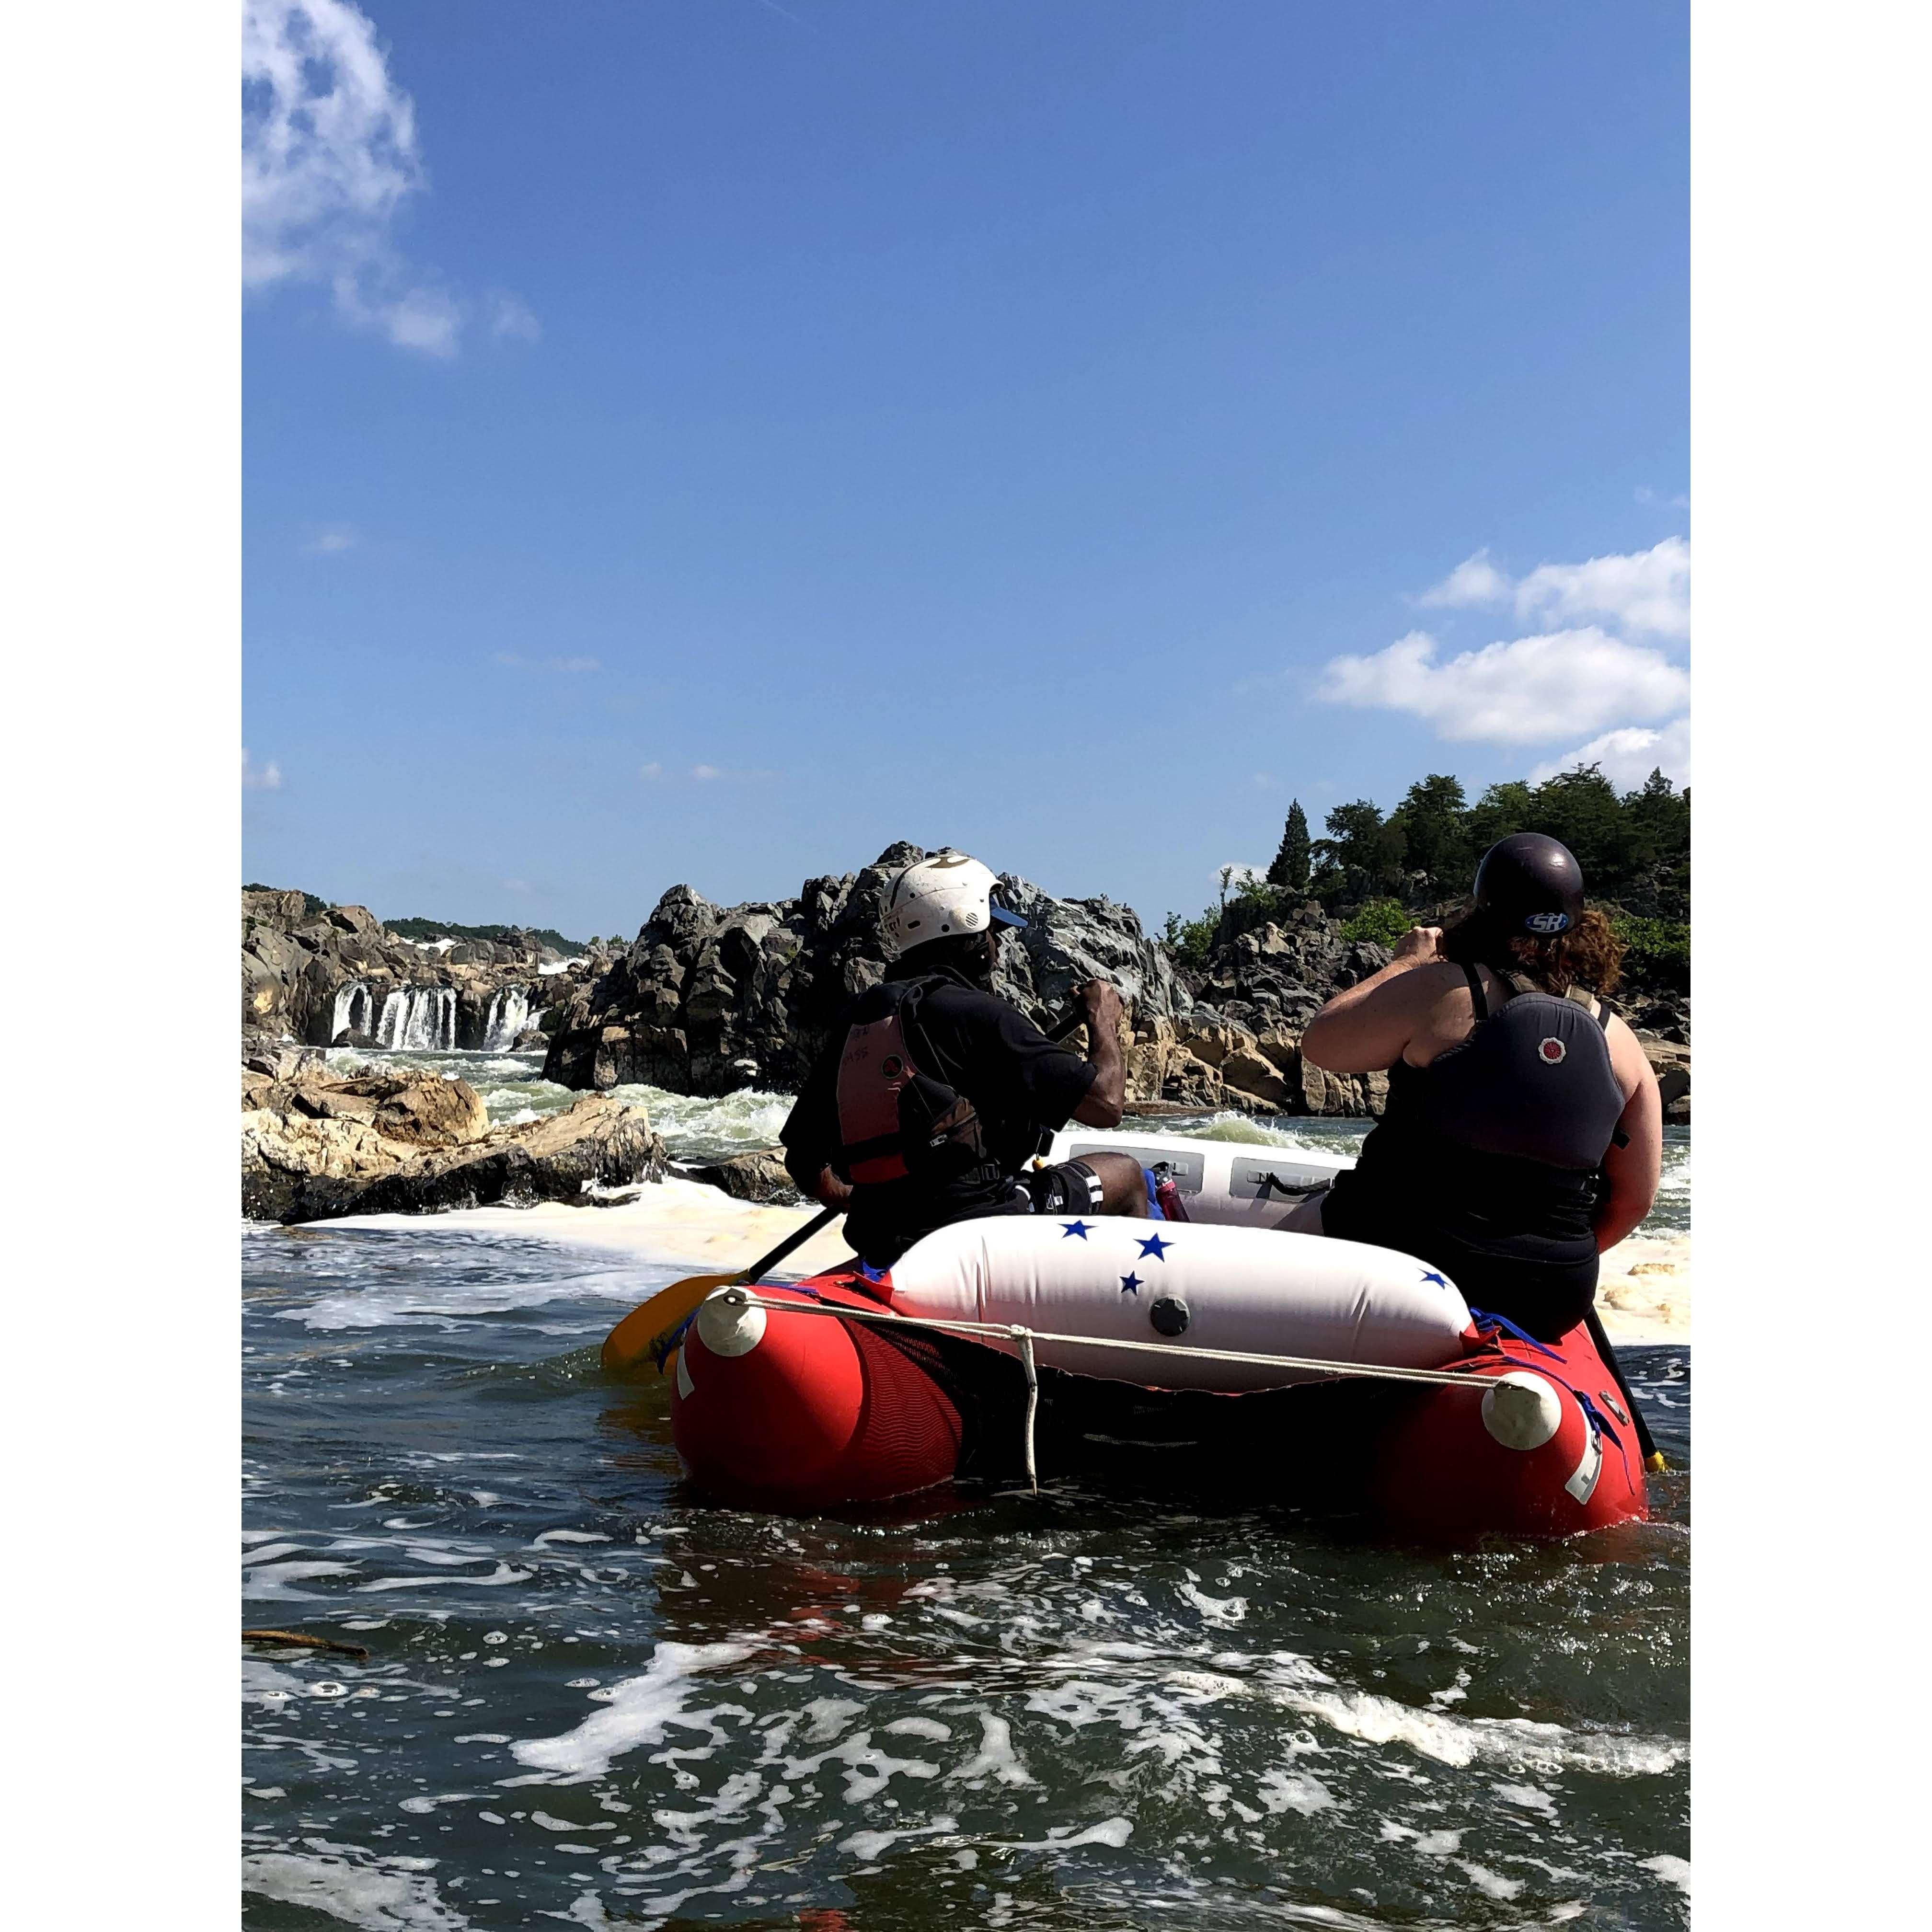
[1014,1158,1107,1217]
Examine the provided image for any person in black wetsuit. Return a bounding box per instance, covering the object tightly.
[780,851,1150,1270]
[1286,834,1662,1341]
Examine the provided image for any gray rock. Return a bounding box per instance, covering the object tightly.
[237,887,609,1049]
[685,1149,799,1206]
[544,844,1189,1098]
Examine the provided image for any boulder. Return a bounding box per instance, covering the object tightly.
[686,1149,799,1206]
[243,887,311,926]
[1297,1060,1390,1119]
[243,1045,328,1083]
[243,1075,667,1224]
[1220,1044,1293,1110]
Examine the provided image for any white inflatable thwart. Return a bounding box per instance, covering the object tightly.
[885,1215,1471,1393]
[1042,1126,1354,1230]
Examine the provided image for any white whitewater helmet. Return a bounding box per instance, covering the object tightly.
[881,851,1028,956]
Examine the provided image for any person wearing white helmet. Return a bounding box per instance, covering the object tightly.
[780,851,1150,1269]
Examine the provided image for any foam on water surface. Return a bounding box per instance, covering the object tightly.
[244,1138,1690,1930]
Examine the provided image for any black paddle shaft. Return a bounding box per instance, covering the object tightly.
[744,1000,1096,1283]
[1583,1302,1662,1465]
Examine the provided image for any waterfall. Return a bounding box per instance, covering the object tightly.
[375,986,457,1051]
[329,981,371,1041]
[483,985,532,1051]
[375,989,407,1048]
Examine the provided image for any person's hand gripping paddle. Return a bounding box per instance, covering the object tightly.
[598,1002,1096,1376]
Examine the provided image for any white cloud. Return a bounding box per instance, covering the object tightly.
[1417,549,1511,610]
[1218,862,1265,892]
[304,523,358,553]
[639,761,665,780]
[1531,716,1691,789]
[242,2,535,356]
[1417,538,1689,642]
[1513,538,1690,642]
[691,764,723,781]
[1317,627,1689,745]
[1634,487,1691,510]
[242,748,283,791]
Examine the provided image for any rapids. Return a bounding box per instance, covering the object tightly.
[248,1049,1690,1927]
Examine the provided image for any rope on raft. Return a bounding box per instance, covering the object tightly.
[709,1286,1497,1496]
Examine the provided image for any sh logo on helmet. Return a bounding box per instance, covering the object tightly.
[1523,911,1571,934]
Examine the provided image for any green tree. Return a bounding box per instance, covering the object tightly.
[1616,768,1691,918]
[1523,764,1635,894]
[1312,800,1407,903]
[1464,780,1534,858]
[1266,800,1312,892]
[1387,773,1470,895]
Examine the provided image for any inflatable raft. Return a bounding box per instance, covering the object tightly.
[667,1132,1650,1541]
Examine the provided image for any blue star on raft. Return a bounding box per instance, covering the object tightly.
[1136,1232,1173,1261]
[1059,1220,1093,1241]
[1119,1272,1143,1296]
[1420,1270,1448,1288]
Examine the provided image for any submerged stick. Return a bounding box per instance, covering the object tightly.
[242,1628,371,1661]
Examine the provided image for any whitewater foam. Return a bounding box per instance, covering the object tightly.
[510,1641,758,1782]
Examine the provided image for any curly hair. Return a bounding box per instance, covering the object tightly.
[1439,904,1624,998]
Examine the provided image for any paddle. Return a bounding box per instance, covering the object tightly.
[598,998,1097,1376]
[598,1204,840,1376]
[1583,1302,1668,1472]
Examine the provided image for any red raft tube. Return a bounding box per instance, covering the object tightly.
[669,1277,968,1511]
[1370,1312,1650,1540]
[668,1274,1649,1540]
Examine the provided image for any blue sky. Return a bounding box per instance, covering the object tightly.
[243,0,1688,941]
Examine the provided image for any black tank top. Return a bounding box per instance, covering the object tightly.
[1319,966,1629,1340]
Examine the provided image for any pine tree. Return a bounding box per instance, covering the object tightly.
[1266,800,1312,892]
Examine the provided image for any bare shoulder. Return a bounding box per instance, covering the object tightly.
[1385,960,1474,1012]
[1602,1010,1657,1090]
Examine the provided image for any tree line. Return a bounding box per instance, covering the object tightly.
[1165,764,1690,990]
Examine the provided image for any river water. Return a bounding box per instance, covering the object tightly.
[245,1052,1690,1929]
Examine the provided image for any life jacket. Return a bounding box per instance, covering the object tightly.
[1322,964,1630,1334]
[1392,966,1627,1172]
[832,976,995,1189]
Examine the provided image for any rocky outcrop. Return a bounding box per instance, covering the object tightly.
[1193,905,1395,1032]
[242,887,613,1051]
[1119,1013,1390,1119]
[242,1063,666,1223]
[541,843,1191,1099]
[683,1149,800,1206]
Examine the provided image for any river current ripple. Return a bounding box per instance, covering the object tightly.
[244,1058,1690,1930]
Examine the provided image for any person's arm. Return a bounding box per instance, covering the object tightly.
[1593,1017,1664,1251]
[1070,981,1127,1127]
[778,1048,852,1209]
[1300,927,1453,1073]
[782,1149,852,1209]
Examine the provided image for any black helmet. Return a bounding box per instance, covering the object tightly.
[1473,833,1585,937]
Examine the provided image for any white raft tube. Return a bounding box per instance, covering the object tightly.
[883,1214,1470,1394]
[1042,1125,1354,1230]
